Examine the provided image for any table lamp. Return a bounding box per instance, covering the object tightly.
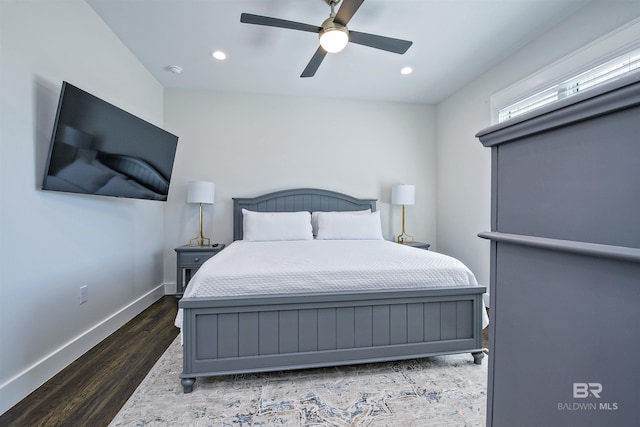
[187,181,215,247]
[391,184,415,243]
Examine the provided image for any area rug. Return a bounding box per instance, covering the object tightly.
[109,337,487,426]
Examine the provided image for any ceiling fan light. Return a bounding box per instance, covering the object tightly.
[319,27,349,53]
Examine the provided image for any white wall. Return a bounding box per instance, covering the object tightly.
[436,0,640,289]
[0,0,167,414]
[162,90,437,286]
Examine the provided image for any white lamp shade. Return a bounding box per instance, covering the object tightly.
[391,184,415,205]
[187,181,215,204]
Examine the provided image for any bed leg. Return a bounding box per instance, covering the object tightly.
[472,351,484,365]
[181,377,195,393]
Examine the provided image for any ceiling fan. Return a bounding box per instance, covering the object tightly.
[240,0,413,78]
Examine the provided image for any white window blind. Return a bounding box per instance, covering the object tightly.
[498,47,640,123]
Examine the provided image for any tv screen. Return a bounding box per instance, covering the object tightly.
[42,82,178,201]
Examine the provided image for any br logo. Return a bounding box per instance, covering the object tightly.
[573,383,602,398]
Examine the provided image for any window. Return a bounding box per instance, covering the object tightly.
[491,16,640,124]
[498,47,640,123]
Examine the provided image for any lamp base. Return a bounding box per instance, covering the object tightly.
[189,202,212,246]
[397,204,414,243]
[397,233,414,244]
[189,236,211,247]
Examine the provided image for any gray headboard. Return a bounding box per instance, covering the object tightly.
[232,188,377,241]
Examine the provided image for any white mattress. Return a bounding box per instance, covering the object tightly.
[176,240,488,329]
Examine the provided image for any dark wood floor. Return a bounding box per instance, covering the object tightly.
[1,298,489,427]
[0,296,178,427]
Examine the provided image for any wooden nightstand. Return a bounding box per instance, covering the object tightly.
[174,244,225,298]
[400,241,431,250]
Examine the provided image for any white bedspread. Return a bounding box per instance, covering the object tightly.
[175,240,488,329]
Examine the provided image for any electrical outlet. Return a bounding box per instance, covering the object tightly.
[80,285,88,304]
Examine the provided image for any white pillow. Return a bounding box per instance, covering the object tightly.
[242,209,313,241]
[311,209,370,236]
[315,211,383,240]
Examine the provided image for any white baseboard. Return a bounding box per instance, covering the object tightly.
[164,281,177,295]
[0,284,166,416]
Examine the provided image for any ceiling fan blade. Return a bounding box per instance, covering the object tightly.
[240,13,321,33]
[301,47,328,78]
[334,0,365,26]
[348,31,413,54]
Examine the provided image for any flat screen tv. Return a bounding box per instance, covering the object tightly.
[42,82,179,201]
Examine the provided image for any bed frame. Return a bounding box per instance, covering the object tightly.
[179,188,486,393]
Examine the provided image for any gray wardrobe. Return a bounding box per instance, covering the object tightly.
[476,75,640,426]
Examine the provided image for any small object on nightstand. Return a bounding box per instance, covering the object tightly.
[401,241,430,250]
[175,244,225,298]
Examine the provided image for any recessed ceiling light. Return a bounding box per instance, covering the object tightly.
[211,50,227,61]
[401,66,413,75]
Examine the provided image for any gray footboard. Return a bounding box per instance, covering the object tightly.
[179,286,486,393]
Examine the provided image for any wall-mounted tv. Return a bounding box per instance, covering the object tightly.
[42,82,179,201]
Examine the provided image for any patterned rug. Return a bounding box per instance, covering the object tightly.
[110,337,487,426]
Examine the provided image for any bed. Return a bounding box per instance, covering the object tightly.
[177,188,487,393]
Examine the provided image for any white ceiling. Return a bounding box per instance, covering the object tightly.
[87,0,591,104]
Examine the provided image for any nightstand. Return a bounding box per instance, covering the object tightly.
[401,241,431,250]
[174,244,225,298]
